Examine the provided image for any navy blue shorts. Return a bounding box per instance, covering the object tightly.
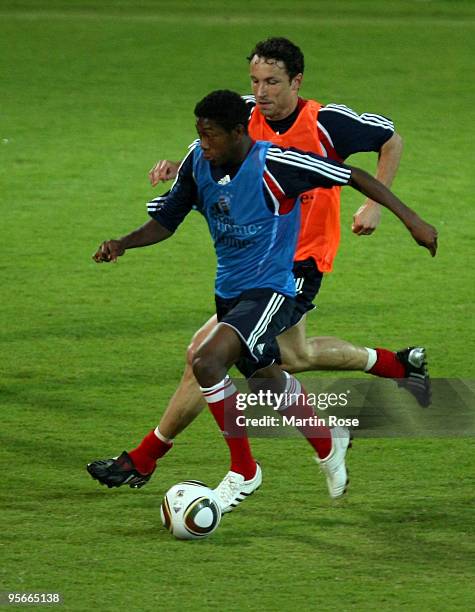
[290,258,324,327]
[216,288,295,378]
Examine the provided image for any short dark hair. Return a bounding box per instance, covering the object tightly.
[247,37,304,80]
[194,90,249,133]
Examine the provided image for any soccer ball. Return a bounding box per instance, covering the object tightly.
[160,480,222,540]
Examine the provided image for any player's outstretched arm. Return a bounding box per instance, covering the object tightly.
[348,166,438,257]
[149,160,181,186]
[93,219,172,263]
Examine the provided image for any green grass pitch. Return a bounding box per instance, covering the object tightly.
[1,1,474,610]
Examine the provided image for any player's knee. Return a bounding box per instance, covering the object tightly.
[280,348,311,374]
[192,348,223,387]
[186,333,202,366]
[186,342,196,367]
[186,318,217,367]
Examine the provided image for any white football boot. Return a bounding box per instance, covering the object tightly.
[214,463,262,513]
[315,426,352,499]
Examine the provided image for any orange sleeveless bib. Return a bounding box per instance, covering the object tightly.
[248,99,341,272]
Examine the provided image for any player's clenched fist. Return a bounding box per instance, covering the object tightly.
[148,160,180,186]
[352,201,381,235]
[408,219,438,257]
[93,239,125,263]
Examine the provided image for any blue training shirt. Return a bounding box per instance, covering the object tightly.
[193,141,299,299]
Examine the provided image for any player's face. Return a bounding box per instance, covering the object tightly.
[249,55,302,121]
[196,118,242,166]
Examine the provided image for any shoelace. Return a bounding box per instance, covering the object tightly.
[321,461,338,475]
[217,475,242,501]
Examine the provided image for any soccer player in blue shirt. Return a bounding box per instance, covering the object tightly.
[89,90,437,505]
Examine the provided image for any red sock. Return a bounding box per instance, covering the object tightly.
[369,348,405,378]
[129,429,173,475]
[280,374,332,459]
[201,377,257,480]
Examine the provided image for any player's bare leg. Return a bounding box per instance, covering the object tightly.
[156,366,204,438]
[157,315,218,438]
[278,317,368,373]
[278,316,430,406]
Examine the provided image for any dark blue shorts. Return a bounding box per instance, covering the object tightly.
[290,257,324,327]
[216,288,295,378]
[215,260,322,377]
